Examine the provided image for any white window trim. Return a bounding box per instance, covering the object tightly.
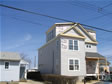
[68,58,80,71]
[68,39,79,51]
[4,61,10,70]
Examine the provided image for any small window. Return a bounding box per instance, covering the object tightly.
[86,45,89,48]
[86,44,91,48]
[89,45,91,48]
[5,62,9,69]
[69,59,79,71]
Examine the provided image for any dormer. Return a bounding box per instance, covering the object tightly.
[46,22,97,44]
[46,22,74,42]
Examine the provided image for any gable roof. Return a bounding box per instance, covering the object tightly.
[0,52,21,61]
[59,25,85,39]
[61,25,85,37]
[58,23,98,44]
[77,23,97,42]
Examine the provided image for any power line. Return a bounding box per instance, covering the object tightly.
[0,4,72,22]
[0,4,112,33]
[69,1,112,18]
[81,24,112,33]
[1,14,50,27]
[101,3,112,9]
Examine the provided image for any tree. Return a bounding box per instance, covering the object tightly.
[20,53,32,69]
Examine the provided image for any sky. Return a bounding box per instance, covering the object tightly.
[0,0,112,68]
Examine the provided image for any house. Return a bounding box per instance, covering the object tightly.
[38,22,110,80]
[0,52,21,81]
[0,52,29,81]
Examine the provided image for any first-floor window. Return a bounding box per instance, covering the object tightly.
[5,62,9,69]
[69,59,79,71]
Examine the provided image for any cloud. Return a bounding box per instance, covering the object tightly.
[24,34,32,41]
[4,34,32,50]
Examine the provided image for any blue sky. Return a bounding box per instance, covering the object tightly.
[0,0,112,67]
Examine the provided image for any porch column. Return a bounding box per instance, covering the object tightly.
[97,58,100,80]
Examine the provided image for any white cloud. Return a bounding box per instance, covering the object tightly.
[24,34,32,41]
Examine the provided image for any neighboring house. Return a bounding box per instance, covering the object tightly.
[38,22,110,80]
[0,52,21,81]
[0,52,29,81]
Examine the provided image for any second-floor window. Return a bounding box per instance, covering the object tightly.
[69,40,78,50]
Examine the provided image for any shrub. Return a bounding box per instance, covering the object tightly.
[27,72,78,84]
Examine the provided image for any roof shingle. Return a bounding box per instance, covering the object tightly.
[0,52,21,61]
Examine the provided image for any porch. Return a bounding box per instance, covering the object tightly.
[86,52,109,80]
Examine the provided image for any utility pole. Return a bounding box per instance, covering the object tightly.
[34,56,36,68]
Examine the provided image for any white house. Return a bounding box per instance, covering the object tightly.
[0,52,21,81]
[38,22,110,80]
[0,52,29,82]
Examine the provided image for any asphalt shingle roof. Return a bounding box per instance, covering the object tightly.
[86,52,105,58]
[86,52,110,64]
[0,52,21,61]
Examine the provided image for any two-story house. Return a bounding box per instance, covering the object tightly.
[38,22,109,80]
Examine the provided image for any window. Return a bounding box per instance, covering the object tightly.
[5,62,9,69]
[74,40,78,50]
[69,40,78,50]
[69,40,73,50]
[47,29,54,41]
[86,44,91,48]
[69,59,79,71]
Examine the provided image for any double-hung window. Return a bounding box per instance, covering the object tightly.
[69,40,73,50]
[74,40,78,50]
[69,40,78,50]
[69,59,79,71]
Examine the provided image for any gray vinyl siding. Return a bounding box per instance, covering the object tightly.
[0,60,20,81]
[60,37,86,76]
[38,38,61,74]
[85,44,97,52]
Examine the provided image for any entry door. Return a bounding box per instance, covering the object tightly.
[20,67,25,79]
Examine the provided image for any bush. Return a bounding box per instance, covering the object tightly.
[27,72,78,84]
